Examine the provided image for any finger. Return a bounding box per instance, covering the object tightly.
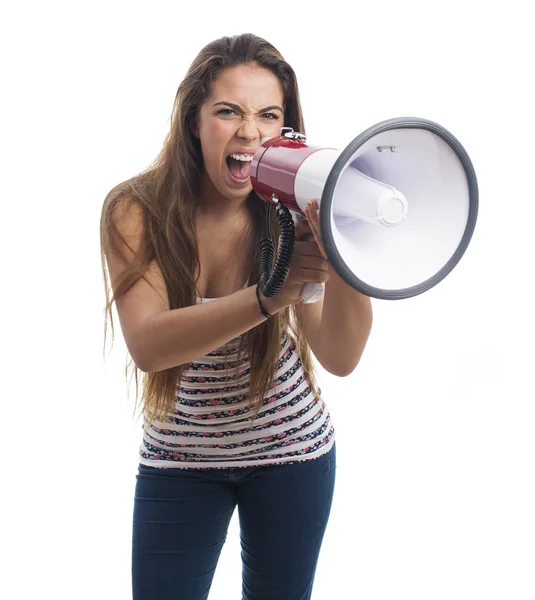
[297,266,330,282]
[304,201,329,258]
[304,202,320,233]
[294,240,326,256]
[299,263,330,275]
[292,253,331,272]
[305,217,321,252]
[307,218,319,240]
[305,200,319,217]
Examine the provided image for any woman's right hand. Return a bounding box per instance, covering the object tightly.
[260,238,331,314]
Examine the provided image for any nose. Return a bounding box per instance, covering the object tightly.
[236,118,260,142]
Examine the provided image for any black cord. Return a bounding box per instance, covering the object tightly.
[255,284,273,318]
[258,202,295,298]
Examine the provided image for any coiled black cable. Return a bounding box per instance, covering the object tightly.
[259,201,295,298]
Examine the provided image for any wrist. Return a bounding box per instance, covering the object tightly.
[257,286,288,316]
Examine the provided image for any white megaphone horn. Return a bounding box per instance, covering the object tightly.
[251,117,478,302]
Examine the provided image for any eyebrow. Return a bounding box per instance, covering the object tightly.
[213,101,284,113]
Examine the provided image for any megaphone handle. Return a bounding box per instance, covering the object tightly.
[302,282,324,304]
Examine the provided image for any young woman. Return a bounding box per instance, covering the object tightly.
[101,33,372,600]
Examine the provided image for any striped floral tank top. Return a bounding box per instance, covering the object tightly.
[138,296,335,469]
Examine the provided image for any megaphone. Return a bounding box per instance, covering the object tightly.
[251,117,478,302]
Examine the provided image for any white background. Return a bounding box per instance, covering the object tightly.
[2,1,534,599]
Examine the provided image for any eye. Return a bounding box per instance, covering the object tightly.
[216,108,280,120]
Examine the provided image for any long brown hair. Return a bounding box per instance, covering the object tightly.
[100,33,322,430]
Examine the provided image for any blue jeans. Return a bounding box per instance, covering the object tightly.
[132,442,336,600]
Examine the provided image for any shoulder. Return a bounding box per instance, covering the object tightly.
[101,193,147,258]
[106,192,144,228]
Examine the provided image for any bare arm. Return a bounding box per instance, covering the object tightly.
[294,202,373,377]
[312,268,372,370]
[296,268,372,377]
[105,198,283,373]
[135,287,280,372]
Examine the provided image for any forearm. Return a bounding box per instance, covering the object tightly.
[134,285,278,372]
[318,265,373,376]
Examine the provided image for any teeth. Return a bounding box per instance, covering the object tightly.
[229,154,253,161]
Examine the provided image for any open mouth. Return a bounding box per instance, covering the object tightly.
[226,153,253,184]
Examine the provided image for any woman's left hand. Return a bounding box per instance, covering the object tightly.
[294,200,328,259]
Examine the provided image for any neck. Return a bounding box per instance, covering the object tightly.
[198,172,250,220]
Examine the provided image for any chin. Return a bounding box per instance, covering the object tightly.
[221,179,253,201]
[232,184,253,199]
